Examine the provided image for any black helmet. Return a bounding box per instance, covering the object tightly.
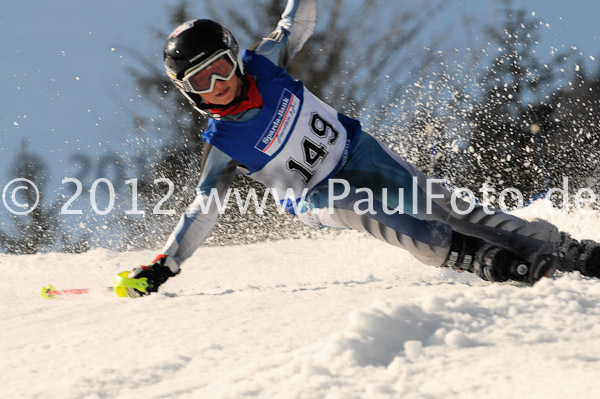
[163,19,244,109]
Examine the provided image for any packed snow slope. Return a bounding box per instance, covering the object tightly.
[2,201,600,399]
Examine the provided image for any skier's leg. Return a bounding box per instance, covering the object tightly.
[332,132,600,279]
[334,132,561,259]
[297,183,453,266]
[298,183,546,283]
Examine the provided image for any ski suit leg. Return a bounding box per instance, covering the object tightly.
[297,132,562,266]
[299,182,454,266]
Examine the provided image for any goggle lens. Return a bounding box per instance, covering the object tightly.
[187,53,235,93]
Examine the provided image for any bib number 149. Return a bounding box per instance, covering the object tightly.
[287,113,339,184]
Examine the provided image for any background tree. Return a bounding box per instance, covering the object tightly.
[454,6,600,206]
[401,5,591,208]
[0,142,59,254]
[354,2,600,211]
[536,59,600,199]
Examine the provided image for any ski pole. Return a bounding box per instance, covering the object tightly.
[41,271,149,299]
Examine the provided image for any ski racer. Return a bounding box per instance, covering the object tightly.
[120,0,600,297]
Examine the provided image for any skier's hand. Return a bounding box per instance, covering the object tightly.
[125,255,180,297]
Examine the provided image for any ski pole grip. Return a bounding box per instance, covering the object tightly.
[113,271,149,297]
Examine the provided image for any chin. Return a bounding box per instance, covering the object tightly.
[222,94,236,105]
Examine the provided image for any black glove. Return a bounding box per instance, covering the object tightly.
[126,255,180,297]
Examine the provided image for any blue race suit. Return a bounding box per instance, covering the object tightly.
[161,0,561,267]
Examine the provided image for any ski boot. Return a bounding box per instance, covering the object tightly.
[556,233,600,278]
[443,232,557,285]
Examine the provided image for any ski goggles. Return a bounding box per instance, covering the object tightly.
[180,49,237,94]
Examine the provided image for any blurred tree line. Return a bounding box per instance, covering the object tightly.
[3,0,600,254]
[416,7,600,206]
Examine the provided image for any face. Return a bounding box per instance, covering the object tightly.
[199,74,243,105]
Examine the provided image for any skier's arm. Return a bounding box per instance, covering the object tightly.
[160,143,239,265]
[122,143,238,297]
[250,0,317,68]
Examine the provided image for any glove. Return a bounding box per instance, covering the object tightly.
[125,254,180,297]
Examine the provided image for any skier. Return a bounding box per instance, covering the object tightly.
[120,0,600,297]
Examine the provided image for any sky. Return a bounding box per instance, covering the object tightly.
[1,0,599,225]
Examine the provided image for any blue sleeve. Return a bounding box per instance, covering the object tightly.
[161,144,238,264]
[252,0,317,68]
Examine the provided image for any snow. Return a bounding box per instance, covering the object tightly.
[2,201,600,398]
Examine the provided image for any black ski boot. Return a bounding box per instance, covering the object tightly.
[579,241,600,278]
[443,232,557,285]
[557,233,600,278]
